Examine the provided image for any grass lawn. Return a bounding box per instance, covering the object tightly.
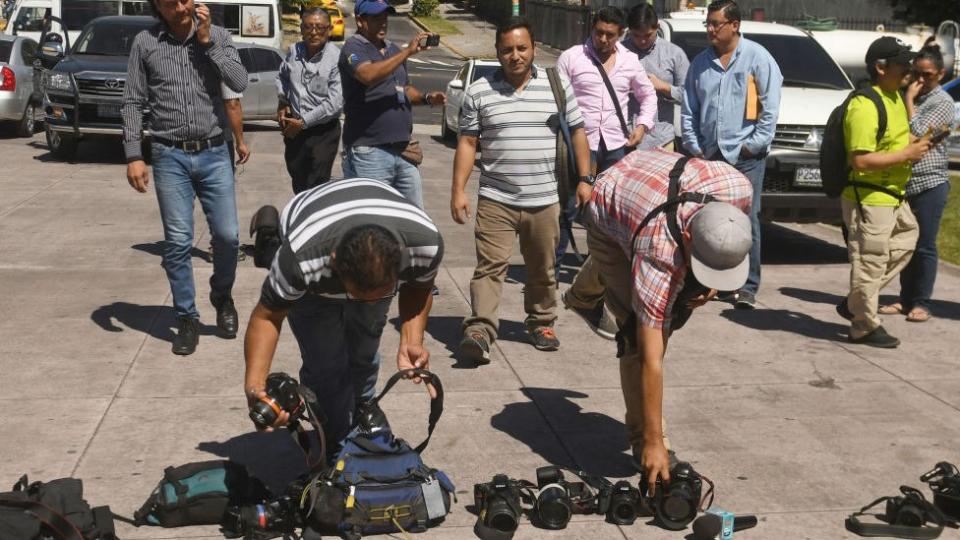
[411,15,462,36]
[939,175,960,266]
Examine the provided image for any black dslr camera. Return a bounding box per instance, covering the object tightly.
[644,461,703,530]
[533,466,598,530]
[598,480,641,525]
[223,496,301,539]
[249,372,308,429]
[474,474,524,534]
[921,462,960,522]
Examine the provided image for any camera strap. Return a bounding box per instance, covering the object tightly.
[366,368,444,453]
[846,489,946,539]
[289,393,327,473]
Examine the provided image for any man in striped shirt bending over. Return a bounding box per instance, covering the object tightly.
[451,17,592,363]
[243,178,443,452]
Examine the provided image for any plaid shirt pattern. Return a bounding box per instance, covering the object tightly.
[589,149,753,329]
[908,87,954,197]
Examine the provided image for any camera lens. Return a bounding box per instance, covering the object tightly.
[488,510,519,532]
[613,501,637,524]
[249,398,279,428]
[536,484,572,530]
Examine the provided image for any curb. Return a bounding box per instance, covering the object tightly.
[407,14,470,60]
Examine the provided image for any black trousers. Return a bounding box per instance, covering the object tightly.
[283,119,341,194]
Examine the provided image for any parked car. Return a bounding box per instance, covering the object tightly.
[660,18,855,223]
[235,42,283,120]
[441,58,499,140]
[943,77,959,164]
[0,34,41,136]
[324,5,345,41]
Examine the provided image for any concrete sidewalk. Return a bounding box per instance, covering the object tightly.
[1,125,959,540]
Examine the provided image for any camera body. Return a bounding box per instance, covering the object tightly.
[533,466,599,529]
[224,496,301,538]
[419,34,440,47]
[922,461,960,520]
[473,474,524,534]
[249,372,306,429]
[597,480,641,525]
[884,487,929,528]
[645,461,703,531]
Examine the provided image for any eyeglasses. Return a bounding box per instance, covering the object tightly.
[301,24,331,33]
[703,19,732,30]
[912,69,939,79]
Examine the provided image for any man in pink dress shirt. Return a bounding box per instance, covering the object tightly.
[557,6,658,340]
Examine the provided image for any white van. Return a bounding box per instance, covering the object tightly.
[3,0,281,50]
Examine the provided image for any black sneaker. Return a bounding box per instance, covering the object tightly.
[172,316,200,355]
[713,290,738,303]
[836,297,854,321]
[528,326,560,351]
[210,292,239,338]
[561,290,616,340]
[459,332,491,365]
[735,291,756,310]
[849,326,900,348]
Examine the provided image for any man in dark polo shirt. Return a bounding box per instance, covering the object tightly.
[338,0,445,208]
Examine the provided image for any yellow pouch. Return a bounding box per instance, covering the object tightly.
[745,74,760,121]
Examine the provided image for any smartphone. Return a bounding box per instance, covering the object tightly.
[420,34,440,48]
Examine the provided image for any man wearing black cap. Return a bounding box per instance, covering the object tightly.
[338,0,445,209]
[835,36,932,348]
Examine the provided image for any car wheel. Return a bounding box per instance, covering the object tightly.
[45,123,78,160]
[16,102,36,137]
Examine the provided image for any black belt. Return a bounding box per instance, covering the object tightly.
[153,134,224,153]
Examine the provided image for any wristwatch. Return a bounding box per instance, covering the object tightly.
[578,174,596,186]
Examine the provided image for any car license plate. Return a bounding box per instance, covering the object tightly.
[97,104,121,119]
[794,166,822,187]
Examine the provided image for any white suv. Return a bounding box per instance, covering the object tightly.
[661,19,854,223]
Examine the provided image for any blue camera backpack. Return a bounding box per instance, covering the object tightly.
[301,369,455,539]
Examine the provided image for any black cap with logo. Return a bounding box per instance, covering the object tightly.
[865,36,918,66]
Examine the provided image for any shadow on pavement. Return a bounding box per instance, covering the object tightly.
[781,286,960,321]
[719,307,848,342]
[491,387,634,478]
[197,431,310,494]
[132,241,212,261]
[760,223,848,265]
[90,302,220,342]
[391,315,530,368]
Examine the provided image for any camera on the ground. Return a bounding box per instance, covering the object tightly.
[473,474,524,533]
[223,495,301,538]
[532,466,599,529]
[598,480,641,525]
[921,462,960,521]
[645,461,703,530]
[249,372,306,429]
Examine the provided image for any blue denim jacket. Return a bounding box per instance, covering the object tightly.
[681,37,783,163]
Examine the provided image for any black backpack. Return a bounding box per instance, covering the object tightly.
[249,205,282,269]
[0,475,116,540]
[819,86,890,198]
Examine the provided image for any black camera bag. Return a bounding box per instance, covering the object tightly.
[249,205,282,269]
[133,460,271,528]
[0,474,116,540]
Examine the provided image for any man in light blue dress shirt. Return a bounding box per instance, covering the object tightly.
[681,0,782,308]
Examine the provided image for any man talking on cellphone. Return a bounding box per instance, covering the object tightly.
[122,0,247,355]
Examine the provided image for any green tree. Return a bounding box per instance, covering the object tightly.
[412,0,439,17]
[888,0,960,26]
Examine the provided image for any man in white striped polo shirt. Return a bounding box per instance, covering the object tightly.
[451,17,592,362]
[243,178,442,453]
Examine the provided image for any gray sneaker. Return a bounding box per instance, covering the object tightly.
[459,332,491,364]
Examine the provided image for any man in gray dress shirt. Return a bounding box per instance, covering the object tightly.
[623,3,689,149]
[277,7,344,193]
[122,0,247,356]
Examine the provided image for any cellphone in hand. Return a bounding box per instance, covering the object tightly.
[420,34,440,48]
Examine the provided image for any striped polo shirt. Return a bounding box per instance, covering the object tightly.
[260,179,444,309]
[459,66,585,208]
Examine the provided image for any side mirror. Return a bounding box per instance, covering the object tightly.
[448,79,464,90]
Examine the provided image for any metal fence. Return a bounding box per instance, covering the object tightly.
[525,1,591,50]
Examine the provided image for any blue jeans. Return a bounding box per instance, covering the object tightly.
[342,144,424,208]
[556,143,628,278]
[899,181,950,312]
[731,154,765,296]
[288,294,392,451]
[151,142,239,319]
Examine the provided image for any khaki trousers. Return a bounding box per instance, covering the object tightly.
[842,198,919,338]
[585,215,670,455]
[565,254,606,310]
[463,198,560,341]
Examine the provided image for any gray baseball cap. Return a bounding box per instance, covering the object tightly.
[688,202,752,292]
